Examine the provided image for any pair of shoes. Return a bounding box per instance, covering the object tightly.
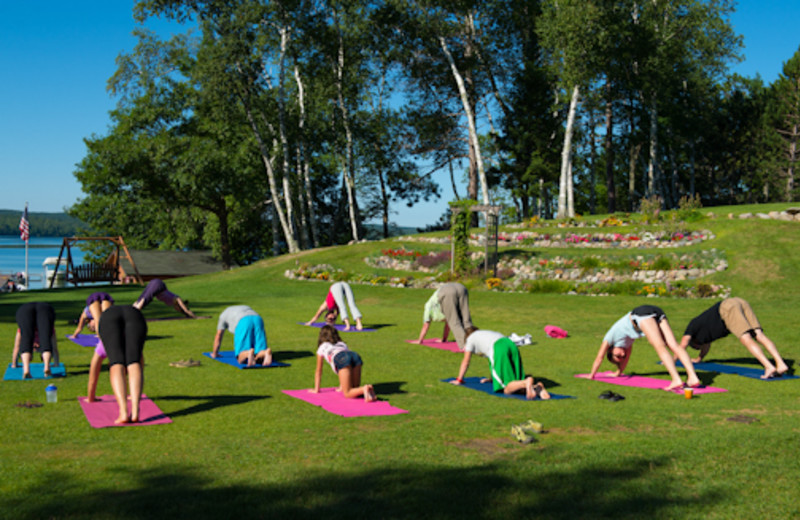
[511,424,537,444]
[520,420,544,434]
[599,390,625,401]
[169,359,201,368]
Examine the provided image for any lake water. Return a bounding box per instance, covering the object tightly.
[0,236,85,290]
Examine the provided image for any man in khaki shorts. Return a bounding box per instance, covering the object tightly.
[679,297,789,379]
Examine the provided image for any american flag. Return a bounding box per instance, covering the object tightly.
[19,206,29,242]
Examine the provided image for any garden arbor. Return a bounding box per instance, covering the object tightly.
[449,203,502,277]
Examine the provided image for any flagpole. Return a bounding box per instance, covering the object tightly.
[24,202,29,289]
[21,202,29,290]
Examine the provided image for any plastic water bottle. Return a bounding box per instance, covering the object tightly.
[45,384,57,403]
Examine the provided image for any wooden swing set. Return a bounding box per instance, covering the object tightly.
[48,237,143,288]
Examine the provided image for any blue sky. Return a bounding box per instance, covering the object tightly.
[1,1,799,229]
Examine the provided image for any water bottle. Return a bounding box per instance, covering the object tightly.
[45,384,58,403]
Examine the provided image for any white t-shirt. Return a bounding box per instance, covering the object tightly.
[464,330,504,363]
[317,341,348,373]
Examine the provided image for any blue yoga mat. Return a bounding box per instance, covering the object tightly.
[673,360,798,380]
[4,363,66,381]
[202,351,290,370]
[441,377,575,400]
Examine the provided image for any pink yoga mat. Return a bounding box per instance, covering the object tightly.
[282,388,408,417]
[78,394,173,427]
[404,339,461,353]
[575,372,727,395]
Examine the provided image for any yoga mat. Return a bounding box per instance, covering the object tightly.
[282,388,408,417]
[672,360,798,380]
[405,339,461,353]
[78,394,172,428]
[441,377,575,400]
[4,363,66,381]
[146,315,211,322]
[202,351,290,369]
[297,322,376,332]
[575,372,727,394]
[67,334,99,347]
[544,325,569,338]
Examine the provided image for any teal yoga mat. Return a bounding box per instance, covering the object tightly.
[4,363,66,380]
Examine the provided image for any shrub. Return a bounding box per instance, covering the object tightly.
[639,195,663,224]
[414,251,451,270]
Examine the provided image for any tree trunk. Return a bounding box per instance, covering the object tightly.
[294,64,318,248]
[647,93,658,198]
[589,107,597,214]
[334,26,359,243]
[567,157,575,217]
[628,142,641,211]
[604,92,616,213]
[439,35,490,204]
[277,25,298,248]
[217,202,231,270]
[558,85,580,218]
[241,100,299,254]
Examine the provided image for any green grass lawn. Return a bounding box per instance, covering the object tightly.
[2,204,800,519]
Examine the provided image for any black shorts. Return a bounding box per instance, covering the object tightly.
[16,302,55,354]
[99,306,147,366]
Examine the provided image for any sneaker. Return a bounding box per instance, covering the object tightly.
[520,420,544,434]
[170,359,201,368]
[511,424,537,444]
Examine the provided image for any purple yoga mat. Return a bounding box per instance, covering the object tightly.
[298,322,376,332]
[282,388,408,417]
[78,394,173,428]
[575,372,727,394]
[404,339,461,352]
[66,334,99,347]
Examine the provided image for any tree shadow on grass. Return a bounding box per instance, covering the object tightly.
[3,456,723,520]
[273,350,314,362]
[153,394,269,419]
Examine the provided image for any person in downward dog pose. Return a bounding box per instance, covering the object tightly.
[306,282,364,331]
[133,278,196,318]
[69,292,114,338]
[679,297,789,379]
[585,305,701,391]
[11,302,58,378]
[98,305,147,424]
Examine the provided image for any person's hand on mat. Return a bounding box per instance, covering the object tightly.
[576,374,592,379]
[479,377,491,384]
[309,388,319,393]
[449,379,463,385]
[210,351,218,358]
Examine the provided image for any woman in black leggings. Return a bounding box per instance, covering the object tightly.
[13,302,57,379]
[98,305,147,423]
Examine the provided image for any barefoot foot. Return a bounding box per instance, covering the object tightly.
[761,368,777,380]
